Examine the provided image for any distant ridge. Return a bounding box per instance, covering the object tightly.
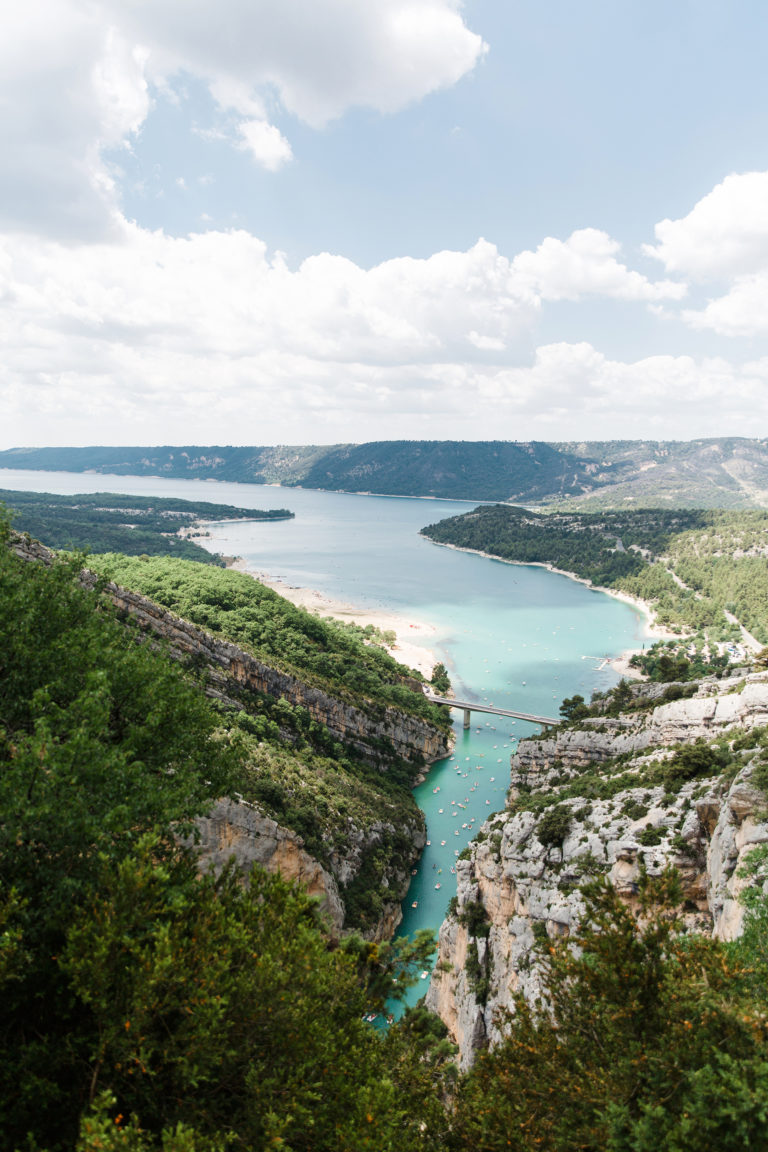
[3,438,768,508]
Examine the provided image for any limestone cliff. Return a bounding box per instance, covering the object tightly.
[192,798,346,933]
[97,579,449,769]
[427,671,768,1069]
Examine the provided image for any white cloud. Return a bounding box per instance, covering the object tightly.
[124,0,487,128]
[683,273,768,337]
[644,170,768,337]
[0,0,148,239]
[0,220,762,446]
[443,345,768,439]
[236,120,293,170]
[1,0,485,237]
[646,172,768,279]
[511,228,685,302]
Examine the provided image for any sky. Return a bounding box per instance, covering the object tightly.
[4,0,768,449]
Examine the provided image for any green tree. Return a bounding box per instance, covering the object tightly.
[452,871,768,1151]
[559,694,589,723]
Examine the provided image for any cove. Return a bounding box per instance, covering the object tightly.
[0,468,645,1007]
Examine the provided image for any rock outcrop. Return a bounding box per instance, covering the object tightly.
[194,798,346,932]
[427,671,768,1069]
[98,580,449,769]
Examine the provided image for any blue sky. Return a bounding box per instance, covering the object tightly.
[3,0,768,447]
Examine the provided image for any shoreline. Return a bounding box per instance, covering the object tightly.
[229,559,440,679]
[424,539,678,678]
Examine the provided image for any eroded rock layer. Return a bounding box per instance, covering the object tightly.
[427,671,768,1069]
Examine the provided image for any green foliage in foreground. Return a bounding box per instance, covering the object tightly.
[6,526,441,936]
[452,872,768,1151]
[0,519,452,1150]
[1,488,292,564]
[90,552,448,726]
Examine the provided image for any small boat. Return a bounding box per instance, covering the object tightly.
[426,840,431,846]
[411,869,417,875]
[434,883,441,890]
[454,850,460,856]
[440,840,446,846]
[412,901,418,908]
[420,971,429,979]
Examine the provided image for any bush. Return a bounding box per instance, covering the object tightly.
[536,805,573,849]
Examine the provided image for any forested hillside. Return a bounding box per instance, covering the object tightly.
[5,436,768,506]
[0,488,291,563]
[0,515,452,1150]
[422,503,768,647]
[89,553,445,725]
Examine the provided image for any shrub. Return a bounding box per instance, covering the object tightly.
[536,805,573,849]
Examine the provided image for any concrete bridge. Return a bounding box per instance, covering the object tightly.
[424,692,559,729]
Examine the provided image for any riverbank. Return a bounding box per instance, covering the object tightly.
[230,561,439,678]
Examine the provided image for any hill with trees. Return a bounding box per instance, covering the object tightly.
[422,503,768,650]
[0,488,291,564]
[5,437,768,506]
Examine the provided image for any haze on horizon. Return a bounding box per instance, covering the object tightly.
[4,0,768,450]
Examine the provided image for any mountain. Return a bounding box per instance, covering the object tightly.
[5,438,768,507]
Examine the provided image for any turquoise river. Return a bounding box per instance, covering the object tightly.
[0,468,646,1011]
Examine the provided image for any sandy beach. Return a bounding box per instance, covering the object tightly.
[231,561,439,678]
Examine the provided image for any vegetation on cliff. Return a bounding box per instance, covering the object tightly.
[0,488,291,564]
[453,872,768,1151]
[0,516,455,1150]
[8,532,450,935]
[89,553,448,726]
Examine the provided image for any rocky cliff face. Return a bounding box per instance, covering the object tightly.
[191,791,425,942]
[193,798,347,932]
[11,533,446,940]
[98,579,449,769]
[427,671,768,1069]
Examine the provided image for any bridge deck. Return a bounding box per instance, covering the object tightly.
[425,693,559,727]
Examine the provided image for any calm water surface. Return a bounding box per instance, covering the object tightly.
[0,468,645,1008]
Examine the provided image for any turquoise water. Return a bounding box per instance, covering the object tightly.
[0,468,644,1007]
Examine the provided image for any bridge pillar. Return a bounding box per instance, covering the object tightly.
[463,708,471,730]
